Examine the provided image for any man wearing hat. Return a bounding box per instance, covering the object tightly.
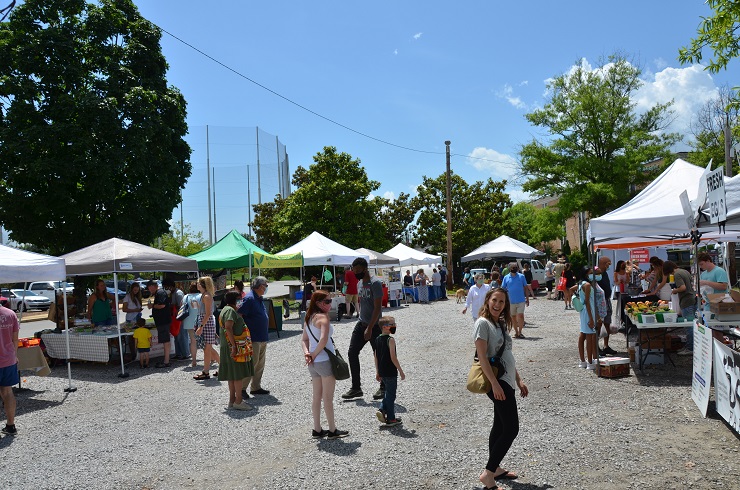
[551,254,567,300]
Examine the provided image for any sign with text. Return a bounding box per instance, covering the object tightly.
[706,166,726,224]
[712,338,740,434]
[252,251,303,269]
[691,321,713,417]
[630,248,649,264]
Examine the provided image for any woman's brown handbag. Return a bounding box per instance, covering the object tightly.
[466,358,491,394]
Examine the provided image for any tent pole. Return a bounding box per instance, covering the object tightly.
[333,265,337,292]
[18,282,25,323]
[115,272,128,378]
[62,279,76,392]
[249,251,252,281]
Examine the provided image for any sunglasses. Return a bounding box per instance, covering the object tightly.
[321,299,333,305]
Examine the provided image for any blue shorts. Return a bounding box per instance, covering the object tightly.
[0,364,20,387]
[137,348,150,353]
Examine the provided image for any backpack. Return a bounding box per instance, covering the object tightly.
[572,284,585,312]
[176,296,190,321]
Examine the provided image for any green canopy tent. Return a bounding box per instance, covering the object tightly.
[188,229,303,276]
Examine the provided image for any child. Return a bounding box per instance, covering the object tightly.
[132,318,152,368]
[374,316,405,426]
[490,271,501,289]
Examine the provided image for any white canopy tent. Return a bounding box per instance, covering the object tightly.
[461,235,542,262]
[384,243,441,267]
[62,238,199,377]
[355,247,400,268]
[277,232,368,266]
[0,244,75,391]
[277,232,370,289]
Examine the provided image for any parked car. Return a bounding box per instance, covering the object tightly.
[28,281,74,303]
[6,289,52,312]
[86,286,126,300]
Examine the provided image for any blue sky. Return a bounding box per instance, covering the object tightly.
[25,1,740,248]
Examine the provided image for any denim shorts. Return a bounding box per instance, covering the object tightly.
[137,348,151,353]
[0,363,20,387]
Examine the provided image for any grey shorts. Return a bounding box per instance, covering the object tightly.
[308,360,333,378]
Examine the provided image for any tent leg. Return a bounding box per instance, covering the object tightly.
[114,272,129,378]
[62,280,76,392]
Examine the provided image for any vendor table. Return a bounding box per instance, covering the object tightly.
[633,321,686,372]
[17,345,51,377]
[42,331,133,363]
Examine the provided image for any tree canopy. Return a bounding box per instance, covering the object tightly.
[688,84,740,173]
[502,202,563,249]
[518,54,680,219]
[411,172,511,262]
[251,146,390,252]
[0,0,190,254]
[679,0,740,74]
[156,221,209,257]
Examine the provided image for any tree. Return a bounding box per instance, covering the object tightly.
[679,0,740,75]
[502,202,563,248]
[688,84,740,172]
[156,221,210,257]
[251,146,390,252]
[412,172,512,263]
[0,0,191,255]
[519,54,681,219]
[377,192,418,246]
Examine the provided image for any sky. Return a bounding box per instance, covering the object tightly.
[15,1,740,248]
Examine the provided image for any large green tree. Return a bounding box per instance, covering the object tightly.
[251,146,390,252]
[155,221,210,257]
[411,172,511,262]
[0,0,190,254]
[502,202,563,248]
[377,192,418,246]
[679,0,740,75]
[519,54,680,218]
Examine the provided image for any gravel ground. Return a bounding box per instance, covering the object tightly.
[3,294,740,489]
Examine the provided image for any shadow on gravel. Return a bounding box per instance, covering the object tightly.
[248,394,282,407]
[316,439,361,455]
[224,408,259,419]
[379,425,417,438]
[0,435,15,448]
[14,394,64,416]
[514,337,543,342]
[341,398,375,408]
[507,483,554,490]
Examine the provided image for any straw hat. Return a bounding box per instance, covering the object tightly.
[557,257,566,263]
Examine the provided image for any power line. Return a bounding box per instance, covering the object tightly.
[156,25,517,168]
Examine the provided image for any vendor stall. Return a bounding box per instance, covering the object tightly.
[62,238,199,377]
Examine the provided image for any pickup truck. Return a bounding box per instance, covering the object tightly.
[28,281,74,303]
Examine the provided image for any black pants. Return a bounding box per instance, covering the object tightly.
[347,321,383,390]
[485,381,519,472]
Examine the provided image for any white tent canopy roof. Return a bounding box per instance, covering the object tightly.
[462,235,542,262]
[355,247,400,267]
[62,238,199,276]
[384,243,441,267]
[276,231,368,266]
[589,159,713,242]
[0,244,67,283]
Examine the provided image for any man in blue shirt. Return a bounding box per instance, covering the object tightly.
[238,276,270,397]
[501,262,530,338]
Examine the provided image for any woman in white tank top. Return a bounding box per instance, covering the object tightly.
[300,290,348,440]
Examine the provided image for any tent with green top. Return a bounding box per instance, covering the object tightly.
[188,229,302,270]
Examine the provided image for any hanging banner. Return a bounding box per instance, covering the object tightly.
[252,251,303,268]
[691,321,713,417]
[712,338,740,434]
[630,248,649,265]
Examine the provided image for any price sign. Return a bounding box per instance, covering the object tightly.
[706,167,726,224]
[630,248,649,264]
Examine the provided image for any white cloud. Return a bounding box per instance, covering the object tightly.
[467,147,529,202]
[383,190,396,200]
[413,32,422,40]
[654,57,668,70]
[393,48,398,55]
[496,83,526,109]
[519,80,529,86]
[635,64,718,136]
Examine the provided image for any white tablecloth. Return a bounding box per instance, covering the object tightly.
[42,332,132,363]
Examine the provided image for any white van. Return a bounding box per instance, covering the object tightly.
[28,281,74,303]
[495,259,546,289]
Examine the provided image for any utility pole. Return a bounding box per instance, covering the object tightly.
[445,140,454,285]
[206,125,213,244]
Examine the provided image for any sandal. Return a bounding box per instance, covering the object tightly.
[193,372,210,380]
[493,469,518,480]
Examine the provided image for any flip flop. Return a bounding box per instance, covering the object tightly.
[493,470,518,480]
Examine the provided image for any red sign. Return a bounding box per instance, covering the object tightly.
[630,248,649,264]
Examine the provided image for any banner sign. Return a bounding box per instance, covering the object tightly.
[712,338,740,434]
[252,251,303,269]
[630,248,649,264]
[706,166,726,224]
[691,321,713,417]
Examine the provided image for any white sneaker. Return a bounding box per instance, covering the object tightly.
[677,348,693,356]
[578,361,588,368]
[586,362,597,370]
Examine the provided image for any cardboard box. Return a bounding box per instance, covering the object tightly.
[598,357,630,378]
[708,291,740,320]
[638,331,668,350]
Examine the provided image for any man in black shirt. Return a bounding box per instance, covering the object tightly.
[147,280,172,367]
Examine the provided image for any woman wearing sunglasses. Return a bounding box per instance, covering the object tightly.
[300,290,349,440]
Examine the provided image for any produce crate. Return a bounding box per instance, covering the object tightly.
[598,357,630,378]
